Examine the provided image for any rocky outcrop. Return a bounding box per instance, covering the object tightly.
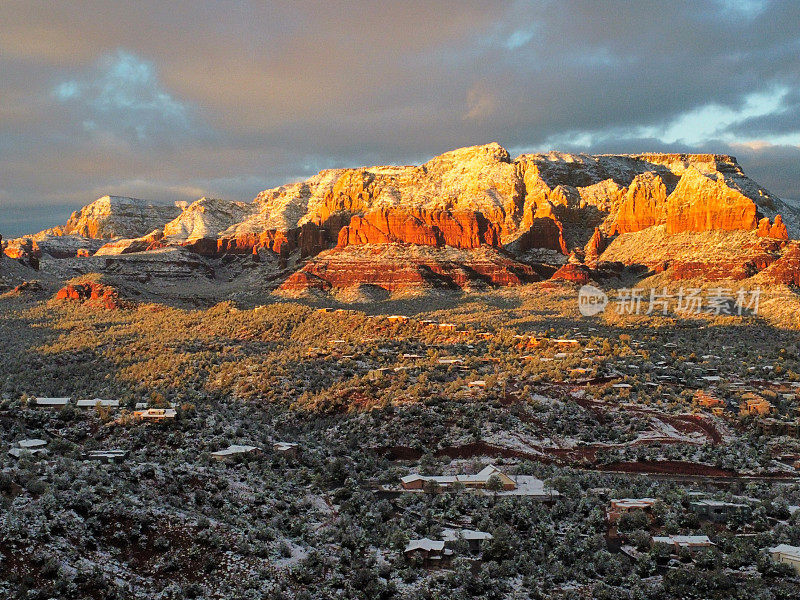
[3,232,104,261]
[279,245,543,293]
[55,281,122,309]
[101,247,215,281]
[599,227,783,281]
[664,168,759,234]
[550,263,591,285]
[756,215,789,240]
[583,227,607,267]
[612,173,668,234]
[756,243,800,286]
[64,196,182,239]
[336,209,502,249]
[94,230,165,256]
[515,217,569,254]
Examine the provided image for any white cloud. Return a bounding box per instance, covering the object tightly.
[52,49,196,145]
[655,88,789,145]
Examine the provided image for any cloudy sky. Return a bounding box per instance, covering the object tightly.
[2,0,800,236]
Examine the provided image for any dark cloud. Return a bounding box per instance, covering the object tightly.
[1,0,799,237]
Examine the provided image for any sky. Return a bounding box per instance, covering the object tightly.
[2,0,800,237]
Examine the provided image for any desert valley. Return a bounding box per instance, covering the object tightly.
[3,144,800,598]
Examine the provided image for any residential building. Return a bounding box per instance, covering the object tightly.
[9,438,48,458]
[404,539,451,565]
[34,397,70,407]
[437,357,463,365]
[82,449,127,463]
[693,390,725,410]
[690,499,752,523]
[76,398,120,409]
[211,445,260,461]
[740,394,773,416]
[400,464,517,491]
[368,368,393,380]
[652,535,713,552]
[273,441,299,456]
[441,528,493,553]
[769,544,800,575]
[607,498,657,524]
[133,408,177,421]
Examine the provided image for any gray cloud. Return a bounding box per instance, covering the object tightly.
[1,0,799,237]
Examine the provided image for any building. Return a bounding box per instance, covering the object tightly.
[133,408,177,421]
[34,397,70,407]
[404,538,451,565]
[76,399,120,409]
[769,544,800,575]
[387,315,409,323]
[740,394,773,416]
[468,380,487,391]
[607,498,657,523]
[652,535,713,553]
[438,323,457,331]
[570,368,592,378]
[9,438,48,458]
[211,445,260,461]
[368,368,393,380]
[400,464,517,491]
[693,390,725,410]
[273,441,299,457]
[441,528,493,553]
[437,357,463,365]
[82,449,127,463]
[691,499,752,523]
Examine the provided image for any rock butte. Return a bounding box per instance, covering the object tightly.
[55,281,123,310]
[3,143,800,293]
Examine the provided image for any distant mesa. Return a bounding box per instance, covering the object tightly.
[3,143,799,294]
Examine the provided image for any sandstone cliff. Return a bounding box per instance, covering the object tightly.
[9,143,800,294]
[64,195,183,239]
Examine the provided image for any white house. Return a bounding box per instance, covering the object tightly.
[401,464,517,491]
[769,544,800,574]
[404,538,451,563]
[9,438,48,458]
[82,449,127,463]
[652,535,713,552]
[441,528,493,552]
[76,399,120,408]
[35,397,70,407]
[273,442,299,456]
[437,357,463,365]
[211,445,260,461]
